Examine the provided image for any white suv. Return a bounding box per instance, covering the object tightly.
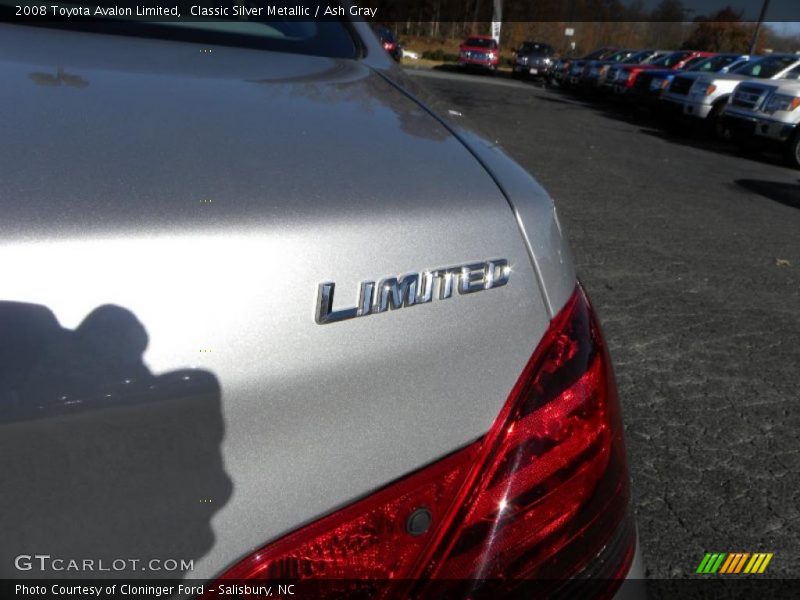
[662,54,800,138]
[721,78,800,168]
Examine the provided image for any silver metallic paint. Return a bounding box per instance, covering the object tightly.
[0,21,579,580]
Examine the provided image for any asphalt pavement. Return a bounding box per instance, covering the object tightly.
[408,67,800,579]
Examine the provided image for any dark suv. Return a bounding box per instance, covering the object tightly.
[375,26,402,62]
[512,41,555,79]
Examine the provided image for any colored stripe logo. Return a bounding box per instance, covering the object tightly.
[697,552,773,574]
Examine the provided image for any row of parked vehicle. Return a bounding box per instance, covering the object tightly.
[545,46,800,168]
[443,35,800,169]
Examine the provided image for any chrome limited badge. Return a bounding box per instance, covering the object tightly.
[315,259,510,325]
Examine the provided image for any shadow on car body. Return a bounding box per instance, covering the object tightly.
[0,302,233,578]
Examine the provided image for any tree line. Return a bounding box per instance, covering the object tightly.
[369,1,800,55]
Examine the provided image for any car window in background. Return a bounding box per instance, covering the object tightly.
[519,43,553,55]
[651,51,691,68]
[376,26,396,44]
[622,50,653,64]
[465,37,494,48]
[0,0,357,58]
[688,55,738,72]
[725,58,750,72]
[733,55,797,78]
[681,56,708,70]
[605,50,630,62]
[585,48,614,59]
[781,65,800,80]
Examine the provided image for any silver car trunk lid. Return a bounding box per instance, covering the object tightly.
[0,25,552,579]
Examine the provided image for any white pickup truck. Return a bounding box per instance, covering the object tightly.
[662,54,800,138]
[721,78,800,168]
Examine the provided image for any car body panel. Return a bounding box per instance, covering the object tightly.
[372,68,577,316]
[446,129,577,317]
[0,22,556,580]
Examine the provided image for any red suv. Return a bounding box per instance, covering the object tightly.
[458,35,500,73]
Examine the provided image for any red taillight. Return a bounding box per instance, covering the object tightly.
[383,42,395,52]
[216,442,480,584]
[209,285,631,597]
[411,284,631,588]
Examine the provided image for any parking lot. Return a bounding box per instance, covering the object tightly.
[409,68,800,579]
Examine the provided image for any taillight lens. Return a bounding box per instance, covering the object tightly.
[208,285,631,598]
[412,284,631,589]
[215,442,480,584]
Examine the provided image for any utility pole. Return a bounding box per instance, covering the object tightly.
[567,0,577,56]
[749,0,771,55]
[491,0,502,43]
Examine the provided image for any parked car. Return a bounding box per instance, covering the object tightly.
[657,53,750,102]
[564,47,620,87]
[628,52,715,104]
[580,49,637,88]
[458,35,500,73]
[600,49,668,91]
[722,78,800,167]
[611,50,713,99]
[661,53,800,138]
[375,25,402,62]
[512,41,555,79]
[0,14,644,597]
[556,47,616,87]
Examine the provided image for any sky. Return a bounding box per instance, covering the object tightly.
[636,0,799,22]
[768,22,800,36]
